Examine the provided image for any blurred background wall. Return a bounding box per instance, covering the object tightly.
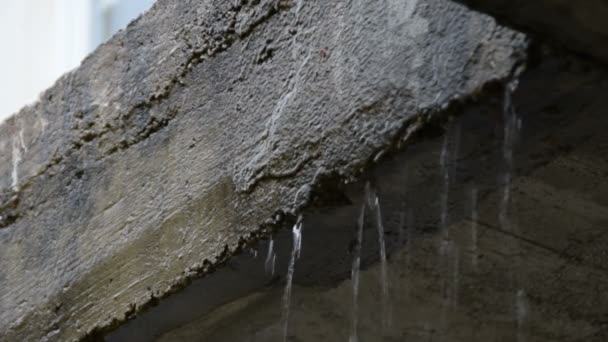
[0,0,156,122]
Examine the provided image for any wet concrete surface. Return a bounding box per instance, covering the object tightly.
[108,48,608,342]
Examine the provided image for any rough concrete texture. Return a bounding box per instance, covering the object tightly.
[455,0,608,64]
[110,47,608,341]
[0,0,526,341]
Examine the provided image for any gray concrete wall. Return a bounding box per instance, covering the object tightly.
[0,0,525,340]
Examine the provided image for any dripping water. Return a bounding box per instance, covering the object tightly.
[265,238,276,276]
[439,132,450,248]
[373,195,390,330]
[282,216,303,342]
[405,209,414,289]
[349,203,365,342]
[451,125,462,308]
[396,210,406,298]
[363,182,391,331]
[470,188,479,270]
[439,120,460,245]
[438,128,451,336]
[451,245,460,307]
[502,73,528,341]
[516,288,529,342]
[438,122,462,336]
[500,76,521,232]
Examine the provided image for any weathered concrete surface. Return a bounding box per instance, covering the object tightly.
[110,47,608,341]
[0,0,525,340]
[454,0,608,64]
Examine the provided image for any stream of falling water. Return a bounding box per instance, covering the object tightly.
[282,216,303,342]
[451,124,461,310]
[373,195,390,330]
[501,74,528,342]
[516,288,529,342]
[265,237,276,276]
[396,209,406,298]
[405,209,414,298]
[451,245,460,307]
[438,129,451,336]
[438,122,462,338]
[500,76,521,232]
[439,132,450,248]
[359,183,390,332]
[349,203,366,342]
[470,188,478,270]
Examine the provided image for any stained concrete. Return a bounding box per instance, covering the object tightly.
[106,48,608,341]
[0,0,525,341]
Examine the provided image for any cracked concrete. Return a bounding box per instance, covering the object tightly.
[0,0,525,341]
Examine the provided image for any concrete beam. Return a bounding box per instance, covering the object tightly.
[0,0,524,340]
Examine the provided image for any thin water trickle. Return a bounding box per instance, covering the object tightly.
[439,132,450,247]
[399,209,415,300]
[349,203,365,342]
[265,238,276,276]
[516,288,529,342]
[282,216,303,342]
[373,195,390,330]
[439,241,454,336]
[501,74,529,342]
[451,246,460,307]
[398,210,406,249]
[470,188,479,270]
[500,77,521,232]
[438,129,452,337]
[395,209,406,301]
[405,209,414,272]
[451,125,462,308]
[364,181,374,207]
[438,122,463,338]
